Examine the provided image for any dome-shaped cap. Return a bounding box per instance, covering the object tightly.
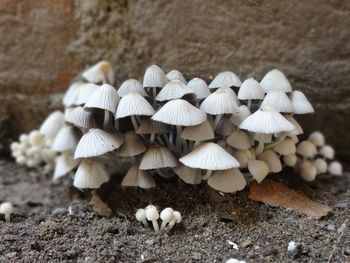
[82,61,114,84]
[52,125,80,152]
[319,145,334,159]
[272,138,296,156]
[53,153,79,181]
[75,83,99,105]
[308,131,325,147]
[187,78,211,99]
[258,150,282,173]
[73,160,109,189]
[238,78,264,100]
[239,106,295,134]
[152,99,206,126]
[226,130,252,150]
[179,142,240,170]
[155,80,195,102]
[166,69,187,84]
[260,90,293,113]
[139,146,178,170]
[40,111,64,138]
[85,84,119,113]
[200,87,239,115]
[290,90,314,114]
[260,69,292,93]
[65,106,96,130]
[248,160,269,183]
[230,105,251,126]
[181,119,214,141]
[143,65,167,88]
[174,165,202,185]
[63,82,84,107]
[116,93,155,119]
[208,168,246,193]
[296,140,317,158]
[74,128,124,159]
[118,79,148,97]
[115,132,146,157]
[209,71,242,89]
[121,164,156,188]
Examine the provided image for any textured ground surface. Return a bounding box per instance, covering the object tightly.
[0,0,349,157]
[0,159,349,263]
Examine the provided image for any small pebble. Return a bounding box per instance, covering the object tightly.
[192,252,202,260]
[145,239,154,246]
[287,241,297,252]
[326,224,336,231]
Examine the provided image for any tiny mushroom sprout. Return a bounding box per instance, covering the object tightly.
[155,79,195,102]
[82,61,114,84]
[186,78,211,102]
[166,69,187,84]
[145,205,160,233]
[313,158,328,174]
[135,208,148,227]
[75,83,99,105]
[319,145,335,159]
[308,131,325,147]
[296,140,317,159]
[116,93,155,130]
[121,164,156,189]
[328,161,343,176]
[160,207,174,231]
[290,90,315,114]
[209,71,242,89]
[0,202,14,222]
[143,64,168,105]
[200,87,239,128]
[73,160,109,189]
[239,106,295,155]
[283,154,298,167]
[117,79,148,97]
[167,211,182,229]
[237,78,264,109]
[260,69,292,93]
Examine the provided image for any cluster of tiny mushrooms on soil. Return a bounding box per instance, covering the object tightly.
[7,61,344,226]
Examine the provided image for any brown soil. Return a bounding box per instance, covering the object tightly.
[0,158,349,263]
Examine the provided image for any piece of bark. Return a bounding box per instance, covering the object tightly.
[248,179,331,219]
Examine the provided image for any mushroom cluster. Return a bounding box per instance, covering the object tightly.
[11,62,344,192]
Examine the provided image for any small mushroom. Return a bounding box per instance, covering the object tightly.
[308,131,325,147]
[135,208,148,227]
[0,202,14,222]
[167,211,182,230]
[160,207,174,231]
[328,161,343,176]
[145,205,160,233]
[260,69,292,93]
[209,71,241,90]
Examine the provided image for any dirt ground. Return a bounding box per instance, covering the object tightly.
[0,158,349,263]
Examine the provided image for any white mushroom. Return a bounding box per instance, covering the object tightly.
[160,207,174,231]
[209,71,241,89]
[328,161,343,176]
[260,69,292,93]
[135,208,148,227]
[145,205,160,233]
[0,202,14,222]
[167,211,182,229]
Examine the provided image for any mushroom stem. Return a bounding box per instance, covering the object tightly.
[150,133,155,143]
[141,219,148,228]
[131,116,138,130]
[176,126,182,151]
[247,99,252,109]
[4,214,10,223]
[167,218,176,229]
[152,87,157,108]
[103,110,110,130]
[152,220,160,233]
[182,140,189,154]
[202,170,213,180]
[160,221,168,231]
[214,114,222,129]
[264,135,287,151]
[256,138,265,156]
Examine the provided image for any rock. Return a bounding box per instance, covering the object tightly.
[145,239,154,246]
[192,252,202,260]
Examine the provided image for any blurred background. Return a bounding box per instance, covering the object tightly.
[0,0,349,159]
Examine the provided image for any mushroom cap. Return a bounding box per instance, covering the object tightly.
[260,69,292,93]
[152,99,206,126]
[260,90,293,113]
[290,90,314,114]
[121,164,139,187]
[52,125,80,152]
[187,78,211,99]
[208,168,246,193]
[239,106,295,134]
[116,93,155,119]
[215,117,235,136]
[115,132,146,157]
[258,150,282,173]
[85,84,119,113]
[308,131,325,147]
[0,202,13,214]
[179,142,240,170]
[328,161,343,176]
[65,106,96,130]
[248,160,270,183]
[143,64,168,88]
[139,146,178,170]
[39,111,64,138]
[319,145,335,159]
[313,158,328,174]
[63,82,84,107]
[173,211,182,223]
[209,71,242,89]
[298,161,317,182]
[136,119,169,135]
[181,119,214,141]
[74,129,124,159]
[82,61,114,84]
[174,165,202,185]
[166,70,187,84]
[160,207,174,222]
[118,79,148,97]
[75,83,99,105]
[272,138,296,156]
[296,140,317,158]
[53,153,79,181]
[283,154,298,167]
[135,208,146,221]
[155,80,195,102]
[122,164,156,188]
[200,87,239,115]
[145,205,159,221]
[238,78,264,100]
[232,149,255,168]
[73,160,109,189]
[28,130,45,146]
[226,130,252,150]
[230,105,251,126]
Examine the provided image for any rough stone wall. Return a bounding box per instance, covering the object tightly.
[0,0,349,157]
